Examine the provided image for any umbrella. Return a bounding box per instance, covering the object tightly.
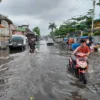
[0,24,5,28]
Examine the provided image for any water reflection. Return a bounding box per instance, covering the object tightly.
[9,48,23,54]
[0,47,9,58]
[65,91,88,100]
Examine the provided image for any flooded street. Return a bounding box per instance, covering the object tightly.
[0,40,100,100]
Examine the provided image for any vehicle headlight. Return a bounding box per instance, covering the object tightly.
[18,44,22,46]
[9,43,12,45]
[80,63,87,68]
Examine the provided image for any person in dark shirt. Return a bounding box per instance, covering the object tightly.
[89,35,92,42]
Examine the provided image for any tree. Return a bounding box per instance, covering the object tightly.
[71,15,87,22]
[33,27,40,36]
[48,23,56,32]
[54,28,60,36]
[0,0,2,3]
[97,0,100,6]
[87,9,94,17]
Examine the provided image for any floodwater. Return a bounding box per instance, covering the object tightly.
[0,40,100,100]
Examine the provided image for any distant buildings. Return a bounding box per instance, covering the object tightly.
[0,14,17,37]
[94,19,100,29]
[17,25,31,35]
[0,14,31,39]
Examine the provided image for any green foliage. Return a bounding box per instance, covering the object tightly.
[54,28,60,36]
[49,23,56,32]
[85,17,92,28]
[33,27,40,36]
[71,15,87,21]
[97,1,100,6]
[50,31,54,37]
[82,33,89,36]
[94,30,100,36]
[48,7,99,37]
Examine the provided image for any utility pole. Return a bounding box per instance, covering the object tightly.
[91,0,96,36]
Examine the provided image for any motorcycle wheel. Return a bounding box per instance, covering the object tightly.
[69,62,74,74]
[68,60,71,71]
[68,60,76,76]
[79,73,87,84]
[74,68,79,78]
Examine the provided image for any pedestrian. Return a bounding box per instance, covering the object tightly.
[89,34,92,42]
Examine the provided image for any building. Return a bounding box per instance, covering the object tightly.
[94,19,100,29]
[10,24,18,36]
[18,25,31,35]
[21,25,29,29]
[0,14,17,37]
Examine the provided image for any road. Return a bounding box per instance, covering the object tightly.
[0,40,100,100]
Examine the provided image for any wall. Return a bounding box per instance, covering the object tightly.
[10,24,17,36]
[54,38,63,43]
[0,20,9,36]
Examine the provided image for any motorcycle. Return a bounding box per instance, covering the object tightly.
[29,38,36,53]
[68,53,88,84]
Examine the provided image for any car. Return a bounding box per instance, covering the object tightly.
[47,38,54,46]
[9,34,27,50]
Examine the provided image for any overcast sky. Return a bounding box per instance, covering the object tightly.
[0,0,100,35]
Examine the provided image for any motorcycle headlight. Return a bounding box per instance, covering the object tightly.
[80,63,87,68]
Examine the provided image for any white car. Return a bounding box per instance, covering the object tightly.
[47,38,54,45]
[9,34,27,50]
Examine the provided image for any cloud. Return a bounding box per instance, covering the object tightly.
[0,0,99,35]
[0,0,62,16]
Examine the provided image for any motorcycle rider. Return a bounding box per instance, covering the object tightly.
[72,39,91,72]
[72,39,90,56]
[29,37,36,53]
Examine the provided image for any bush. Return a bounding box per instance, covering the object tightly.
[94,30,100,36]
[82,33,89,36]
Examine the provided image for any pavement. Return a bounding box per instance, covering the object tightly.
[0,40,100,100]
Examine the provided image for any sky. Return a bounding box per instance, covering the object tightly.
[0,0,100,35]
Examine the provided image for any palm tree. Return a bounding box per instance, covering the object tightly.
[49,23,56,32]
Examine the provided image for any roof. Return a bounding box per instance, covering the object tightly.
[18,27,26,32]
[12,34,24,38]
[0,15,13,24]
[4,18,13,24]
[22,25,29,26]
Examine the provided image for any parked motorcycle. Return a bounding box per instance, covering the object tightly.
[68,53,88,84]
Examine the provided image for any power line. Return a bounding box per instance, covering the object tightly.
[65,0,83,21]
